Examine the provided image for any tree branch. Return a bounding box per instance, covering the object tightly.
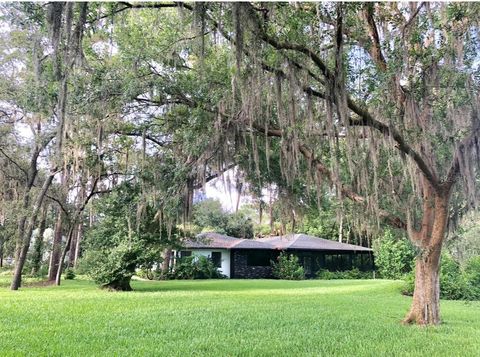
[114,129,170,147]
[362,4,387,71]
[252,122,407,230]
[0,147,28,179]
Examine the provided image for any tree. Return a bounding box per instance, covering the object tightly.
[81,183,170,291]
[99,2,480,325]
[191,198,254,238]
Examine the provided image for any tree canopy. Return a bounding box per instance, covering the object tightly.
[1,2,480,326]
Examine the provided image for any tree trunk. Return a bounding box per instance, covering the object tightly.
[161,248,172,278]
[55,225,75,285]
[103,277,132,291]
[404,246,442,325]
[68,225,78,268]
[269,187,274,234]
[74,222,83,267]
[0,235,4,268]
[403,190,449,325]
[11,172,55,290]
[30,206,47,275]
[48,211,63,281]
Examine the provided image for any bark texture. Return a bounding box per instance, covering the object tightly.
[404,188,450,325]
[161,248,172,278]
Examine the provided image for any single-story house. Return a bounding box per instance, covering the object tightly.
[175,232,373,279]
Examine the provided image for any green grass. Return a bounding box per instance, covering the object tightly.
[0,278,479,356]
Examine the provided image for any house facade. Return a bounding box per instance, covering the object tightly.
[176,232,374,279]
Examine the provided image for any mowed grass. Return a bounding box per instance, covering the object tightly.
[0,278,479,356]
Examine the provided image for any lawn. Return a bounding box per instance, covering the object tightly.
[0,278,479,356]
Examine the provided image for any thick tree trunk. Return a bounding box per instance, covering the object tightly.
[404,189,449,325]
[404,246,442,325]
[161,248,172,278]
[103,277,133,291]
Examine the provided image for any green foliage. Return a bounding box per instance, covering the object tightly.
[316,268,373,280]
[465,256,480,289]
[191,199,254,238]
[402,254,480,301]
[169,255,224,280]
[224,212,253,239]
[64,268,76,280]
[192,199,227,230]
[446,212,480,265]
[272,253,305,280]
[439,254,473,300]
[373,230,416,279]
[82,183,171,289]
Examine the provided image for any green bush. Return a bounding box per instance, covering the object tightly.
[465,256,480,297]
[80,183,174,290]
[272,253,305,280]
[317,268,373,280]
[64,268,76,280]
[373,230,415,279]
[136,268,163,280]
[402,254,480,300]
[170,256,224,280]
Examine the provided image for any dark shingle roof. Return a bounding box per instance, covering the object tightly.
[256,234,372,252]
[183,232,272,250]
[183,232,372,252]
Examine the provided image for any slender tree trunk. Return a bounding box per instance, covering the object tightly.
[0,235,4,268]
[48,211,63,281]
[338,214,343,243]
[30,205,47,275]
[11,173,55,290]
[74,222,83,267]
[269,188,274,234]
[235,182,242,213]
[403,190,449,325]
[55,225,75,285]
[68,225,78,268]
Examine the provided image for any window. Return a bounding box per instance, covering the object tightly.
[179,251,192,258]
[247,251,271,266]
[211,252,222,268]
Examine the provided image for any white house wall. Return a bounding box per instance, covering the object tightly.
[189,249,231,278]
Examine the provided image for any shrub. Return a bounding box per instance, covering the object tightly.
[402,254,480,300]
[170,255,224,280]
[82,243,141,290]
[317,268,373,280]
[373,230,415,279]
[136,268,163,280]
[272,253,305,280]
[64,268,76,280]
[464,256,480,297]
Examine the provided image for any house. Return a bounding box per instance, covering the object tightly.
[176,232,374,279]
